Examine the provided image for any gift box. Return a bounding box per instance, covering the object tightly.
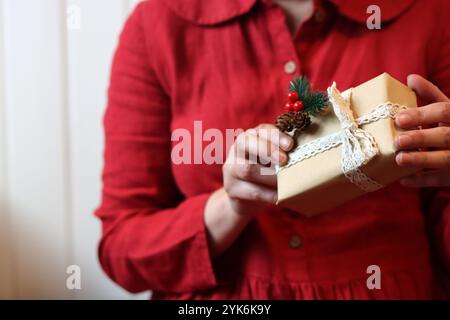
[276,73,419,216]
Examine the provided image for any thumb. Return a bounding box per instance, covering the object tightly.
[407,74,449,103]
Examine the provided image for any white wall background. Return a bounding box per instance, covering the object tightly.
[0,0,146,299]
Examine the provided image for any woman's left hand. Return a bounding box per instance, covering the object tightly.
[395,74,450,187]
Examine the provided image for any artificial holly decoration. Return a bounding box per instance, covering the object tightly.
[288,76,330,115]
[288,90,299,103]
[285,102,294,112]
[293,100,304,112]
[276,76,330,134]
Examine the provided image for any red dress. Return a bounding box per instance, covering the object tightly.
[96,0,450,299]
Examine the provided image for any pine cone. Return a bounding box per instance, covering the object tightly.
[275,111,311,133]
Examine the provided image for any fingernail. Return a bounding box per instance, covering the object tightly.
[396,113,413,127]
[395,135,412,149]
[395,152,404,165]
[272,150,283,164]
[280,137,292,150]
[396,152,417,167]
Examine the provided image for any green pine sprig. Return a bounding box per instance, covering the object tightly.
[289,76,330,116]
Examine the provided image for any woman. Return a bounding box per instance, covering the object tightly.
[96,0,450,299]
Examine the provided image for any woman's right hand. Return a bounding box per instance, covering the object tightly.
[205,124,294,257]
[223,124,294,216]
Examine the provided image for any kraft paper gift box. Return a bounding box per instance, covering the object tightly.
[276,73,419,216]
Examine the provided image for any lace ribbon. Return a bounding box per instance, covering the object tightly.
[278,82,407,192]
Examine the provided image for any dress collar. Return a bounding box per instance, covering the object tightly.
[330,0,416,24]
[162,0,416,26]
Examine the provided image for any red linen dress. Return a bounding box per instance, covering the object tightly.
[96,0,450,299]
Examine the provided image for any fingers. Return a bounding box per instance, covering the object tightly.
[235,132,284,166]
[395,78,450,182]
[395,126,450,149]
[224,124,287,193]
[233,125,294,166]
[254,124,294,151]
[366,75,450,187]
[225,180,277,204]
[396,102,450,128]
[407,74,449,104]
[224,162,277,188]
[400,170,450,187]
[398,75,450,129]
[396,150,450,169]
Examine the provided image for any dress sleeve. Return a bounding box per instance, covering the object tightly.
[424,3,450,276]
[95,3,217,293]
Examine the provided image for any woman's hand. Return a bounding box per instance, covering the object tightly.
[395,74,450,187]
[204,124,294,257]
[222,124,294,215]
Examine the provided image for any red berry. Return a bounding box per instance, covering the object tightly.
[293,100,304,112]
[288,91,299,103]
[285,102,294,112]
